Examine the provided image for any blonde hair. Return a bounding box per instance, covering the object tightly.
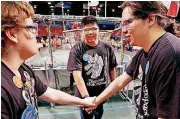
[1,1,34,30]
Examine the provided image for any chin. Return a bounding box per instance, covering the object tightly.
[86,39,96,43]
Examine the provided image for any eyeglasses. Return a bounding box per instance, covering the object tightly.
[83,27,98,34]
[121,17,138,29]
[18,23,38,34]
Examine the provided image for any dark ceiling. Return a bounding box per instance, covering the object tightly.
[29,1,180,22]
[29,1,123,17]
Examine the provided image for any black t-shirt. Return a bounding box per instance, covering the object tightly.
[67,41,117,97]
[126,32,180,119]
[1,62,48,119]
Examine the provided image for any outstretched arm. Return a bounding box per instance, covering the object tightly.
[86,72,132,111]
[96,72,132,105]
[38,87,95,107]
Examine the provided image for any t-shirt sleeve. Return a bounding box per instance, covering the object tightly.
[125,54,137,77]
[67,46,82,71]
[109,46,118,69]
[34,76,48,96]
[155,53,179,118]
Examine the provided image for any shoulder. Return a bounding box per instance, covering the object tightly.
[132,50,144,61]
[70,41,84,52]
[21,63,34,75]
[165,33,180,65]
[99,41,112,48]
[156,33,179,62]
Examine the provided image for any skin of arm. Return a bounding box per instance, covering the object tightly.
[86,72,132,111]
[109,68,116,81]
[38,87,95,107]
[73,70,89,97]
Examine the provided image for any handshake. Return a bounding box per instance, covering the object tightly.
[80,96,99,114]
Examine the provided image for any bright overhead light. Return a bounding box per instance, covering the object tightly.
[50,6,53,8]
[99,4,103,7]
[118,6,120,8]
[51,9,54,11]
[48,2,51,5]
[34,5,37,8]
[67,9,69,12]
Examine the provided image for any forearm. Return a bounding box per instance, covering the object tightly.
[109,68,116,81]
[39,87,85,105]
[75,77,89,97]
[96,72,132,105]
[73,71,89,97]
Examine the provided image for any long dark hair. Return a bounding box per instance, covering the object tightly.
[121,1,178,35]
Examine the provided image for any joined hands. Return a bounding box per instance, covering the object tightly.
[81,97,99,114]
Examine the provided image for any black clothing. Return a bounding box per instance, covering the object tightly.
[126,33,180,119]
[1,62,48,119]
[67,41,117,119]
[67,41,117,97]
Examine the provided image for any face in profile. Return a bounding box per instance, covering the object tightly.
[121,7,149,46]
[15,17,39,59]
[82,23,99,45]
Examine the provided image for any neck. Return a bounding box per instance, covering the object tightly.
[2,49,24,76]
[142,28,166,53]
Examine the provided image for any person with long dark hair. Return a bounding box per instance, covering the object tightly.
[86,2,180,119]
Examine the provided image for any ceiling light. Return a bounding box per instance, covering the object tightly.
[99,4,103,7]
[34,5,37,9]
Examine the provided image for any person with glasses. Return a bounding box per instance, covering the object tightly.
[85,1,180,119]
[67,15,117,119]
[1,2,96,119]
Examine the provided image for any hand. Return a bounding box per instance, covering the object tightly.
[80,96,96,107]
[84,97,98,114]
[78,97,96,114]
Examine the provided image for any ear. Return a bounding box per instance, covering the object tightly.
[4,29,18,43]
[147,15,156,26]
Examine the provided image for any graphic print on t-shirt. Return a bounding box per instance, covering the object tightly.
[134,65,143,119]
[134,64,150,119]
[83,53,104,86]
[21,71,38,119]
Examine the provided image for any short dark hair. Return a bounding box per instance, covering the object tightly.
[121,1,177,35]
[81,15,98,27]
